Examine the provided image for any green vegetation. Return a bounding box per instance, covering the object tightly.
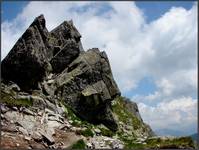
[112,96,142,130]
[60,101,81,124]
[99,127,115,137]
[71,139,86,149]
[1,91,33,107]
[117,135,138,149]
[79,128,94,137]
[117,136,195,149]
[145,137,195,149]
[47,36,57,46]
[60,101,94,128]
[124,141,144,149]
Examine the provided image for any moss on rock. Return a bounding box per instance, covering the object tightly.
[1,90,33,107]
[79,128,94,137]
[71,139,86,149]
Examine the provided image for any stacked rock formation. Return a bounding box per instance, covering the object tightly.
[1,14,120,131]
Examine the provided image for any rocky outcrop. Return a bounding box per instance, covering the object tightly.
[1,14,193,150]
[1,15,83,91]
[1,14,120,131]
[1,15,52,90]
[111,96,155,139]
[49,20,84,73]
[123,97,143,122]
[53,48,120,131]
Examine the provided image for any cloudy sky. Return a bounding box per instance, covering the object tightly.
[1,1,197,136]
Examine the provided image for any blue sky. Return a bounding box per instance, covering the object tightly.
[135,1,195,22]
[2,1,28,21]
[1,1,197,136]
[2,1,195,22]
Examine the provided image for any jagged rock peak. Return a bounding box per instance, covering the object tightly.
[31,14,46,29]
[1,15,83,90]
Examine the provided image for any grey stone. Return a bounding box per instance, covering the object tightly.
[17,95,31,101]
[50,39,80,73]
[122,97,143,121]
[1,15,52,91]
[31,96,46,109]
[1,114,5,119]
[0,105,9,113]
[94,128,101,135]
[32,131,42,141]
[44,99,56,111]
[59,124,72,130]
[47,79,54,84]
[23,108,35,116]
[24,136,31,141]
[40,130,55,145]
[54,48,120,131]
[42,81,55,95]
[4,111,19,122]
[9,83,21,92]
[87,143,92,149]
[18,126,29,136]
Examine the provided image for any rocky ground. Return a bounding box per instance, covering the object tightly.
[1,82,125,149]
[0,14,196,149]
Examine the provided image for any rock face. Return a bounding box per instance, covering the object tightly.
[1,15,51,90]
[1,16,83,90]
[1,14,120,131]
[49,20,83,73]
[54,48,120,131]
[123,97,143,122]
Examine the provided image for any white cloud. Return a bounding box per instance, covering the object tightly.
[138,97,197,134]
[1,1,197,134]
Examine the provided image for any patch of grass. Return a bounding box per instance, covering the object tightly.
[79,128,94,137]
[124,142,145,149]
[71,139,86,149]
[112,96,142,130]
[60,101,94,128]
[118,135,139,149]
[118,136,195,149]
[60,101,81,121]
[99,127,115,137]
[0,91,33,107]
[145,137,195,149]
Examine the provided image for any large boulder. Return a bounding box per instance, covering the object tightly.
[1,15,52,91]
[54,48,120,131]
